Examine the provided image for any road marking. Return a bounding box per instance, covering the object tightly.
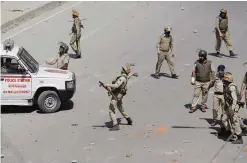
[2,1,83,40]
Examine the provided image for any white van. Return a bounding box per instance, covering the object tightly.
[1,42,76,113]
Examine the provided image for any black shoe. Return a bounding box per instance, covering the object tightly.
[230,51,237,57]
[216,51,222,58]
[211,120,217,126]
[126,117,133,125]
[109,124,120,131]
[171,74,179,79]
[154,73,160,79]
[232,135,243,144]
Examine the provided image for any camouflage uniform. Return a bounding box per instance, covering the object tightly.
[70,9,82,58]
[104,64,136,131]
[221,72,243,144]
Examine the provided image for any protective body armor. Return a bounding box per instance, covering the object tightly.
[224,83,241,105]
[111,74,128,96]
[218,16,228,32]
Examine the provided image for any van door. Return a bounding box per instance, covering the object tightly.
[1,56,32,102]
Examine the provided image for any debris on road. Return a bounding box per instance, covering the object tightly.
[244,148,247,152]
[193,30,198,33]
[181,140,192,143]
[8,8,24,12]
[125,153,132,157]
[181,6,184,10]
[71,124,79,127]
[1,154,4,158]
[71,160,78,163]
[164,150,178,155]
[108,137,116,140]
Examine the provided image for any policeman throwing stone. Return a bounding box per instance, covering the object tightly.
[190,50,215,113]
[215,9,237,57]
[155,27,178,79]
[101,64,137,131]
[46,42,70,70]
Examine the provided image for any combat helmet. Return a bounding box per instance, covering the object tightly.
[220,8,227,14]
[72,9,79,17]
[59,42,69,53]
[121,63,131,74]
[198,49,207,57]
[223,72,233,83]
[164,26,171,32]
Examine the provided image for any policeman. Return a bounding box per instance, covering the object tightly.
[103,64,135,131]
[190,50,215,113]
[46,42,70,70]
[155,27,178,79]
[215,9,237,57]
[210,65,225,126]
[221,72,243,144]
[70,9,82,58]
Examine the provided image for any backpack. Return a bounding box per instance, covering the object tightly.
[229,83,241,102]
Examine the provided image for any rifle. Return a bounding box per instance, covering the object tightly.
[99,81,118,101]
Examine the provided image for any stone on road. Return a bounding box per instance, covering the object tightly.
[1,1,247,163]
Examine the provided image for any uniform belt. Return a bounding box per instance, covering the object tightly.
[214,92,223,95]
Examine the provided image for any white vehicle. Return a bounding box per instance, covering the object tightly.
[1,40,76,113]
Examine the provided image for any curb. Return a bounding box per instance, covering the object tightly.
[1,1,67,34]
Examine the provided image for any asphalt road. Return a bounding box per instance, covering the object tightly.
[1,1,247,163]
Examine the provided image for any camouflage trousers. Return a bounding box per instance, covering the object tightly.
[70,33,81,54]
[222,105,242,136]
[109,93,129,126]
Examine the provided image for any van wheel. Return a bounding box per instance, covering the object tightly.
[37,91,61,113]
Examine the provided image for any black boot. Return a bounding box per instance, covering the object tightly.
[229,51,237,57]
[126,117,133,125]
[75,50,81,58]
[109,124,120,131]
[241,127,247,136]
[211,119,217,126]
[171,74,179,79]
[218,128,231,137]
[216,51,222,58]
[232,135,243,144]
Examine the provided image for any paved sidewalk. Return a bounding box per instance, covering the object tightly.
[1,1,67,33]
[1,1,50,25]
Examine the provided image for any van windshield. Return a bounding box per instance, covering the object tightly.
[17,47,39,73]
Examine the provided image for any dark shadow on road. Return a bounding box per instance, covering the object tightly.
[199,117,222,126]
[184,103,209,112]
[1,100,74,114]
[150,73,178,79]
[92,118,130,129]
[208,52,237,58]
[69,53,81,59]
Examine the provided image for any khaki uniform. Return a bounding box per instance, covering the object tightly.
[215,16,233,52]
[108,74,130,126]
[241,72,247,106]
[212,74,225,120]
[70,17,81,54]
[191,60,213,108]
[155,34,175,75]
[222,83,242,137]
[46,53,70,70]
